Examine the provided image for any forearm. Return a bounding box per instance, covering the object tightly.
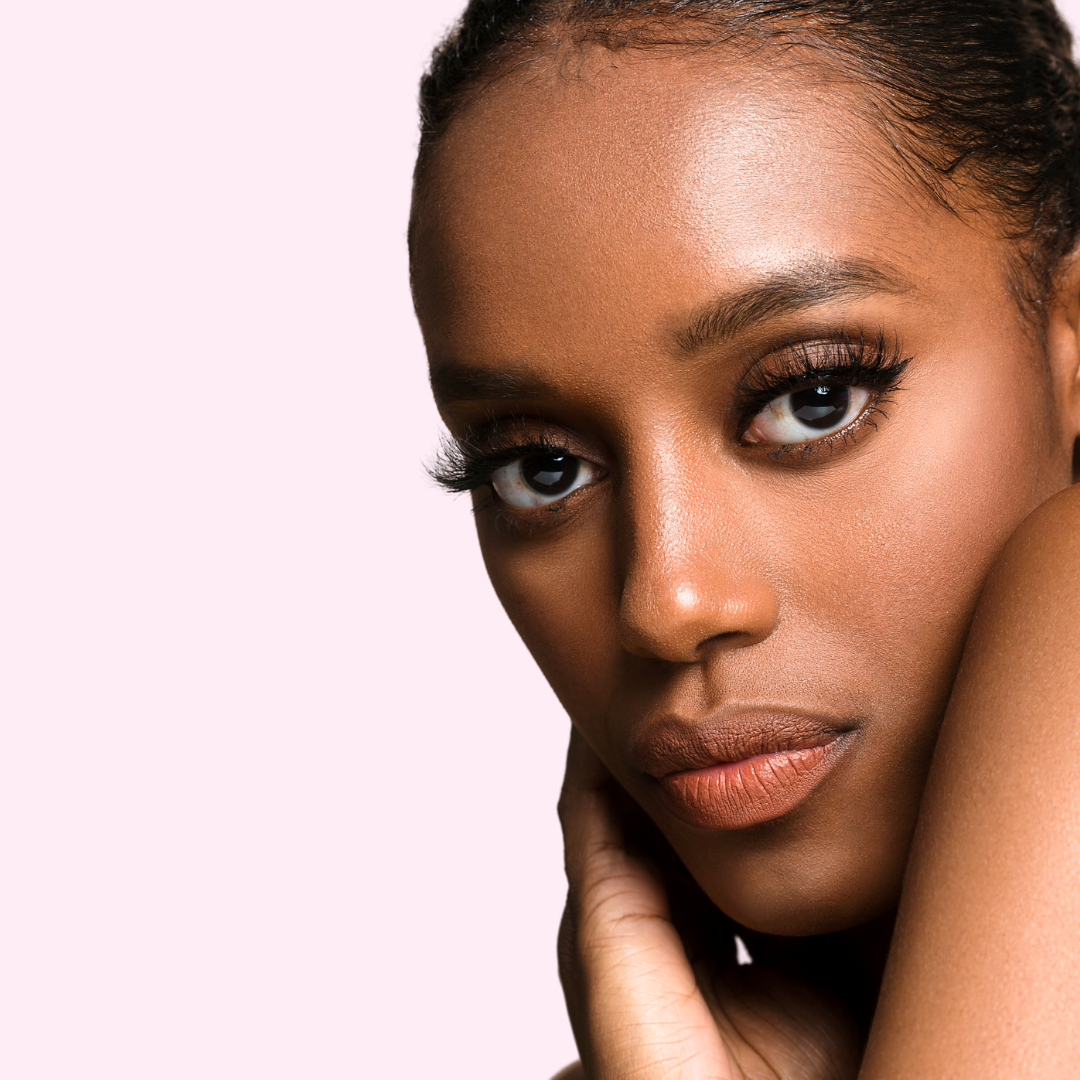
[861,484,1080,1078]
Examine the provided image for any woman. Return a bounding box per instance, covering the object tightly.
[410,1,1080,1075]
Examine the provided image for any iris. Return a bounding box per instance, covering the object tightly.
[523,454,579,495]
[791,384,850,429]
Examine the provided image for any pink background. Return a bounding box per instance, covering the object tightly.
[1,2,1076,1076]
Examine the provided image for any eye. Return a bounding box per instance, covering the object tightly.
[489,452,600,509]
[743,383,872,445]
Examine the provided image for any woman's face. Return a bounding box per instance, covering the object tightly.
[412,46,1080,935]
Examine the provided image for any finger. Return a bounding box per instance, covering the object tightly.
[548,1063,586,1080]
[560,730,738,964]
[558,727,669,921]
[556,727,736,1080]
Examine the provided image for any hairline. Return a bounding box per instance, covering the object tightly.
[410,24,1060,330]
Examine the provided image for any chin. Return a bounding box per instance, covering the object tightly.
[677,832,908,938]
[719,887,895,938]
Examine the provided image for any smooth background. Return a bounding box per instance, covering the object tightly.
[1,3,1076,1077]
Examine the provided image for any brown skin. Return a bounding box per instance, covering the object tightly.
[412,43,1080,1077]
[859,483,1080,1077]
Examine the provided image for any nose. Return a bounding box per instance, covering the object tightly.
[617,471,779,663]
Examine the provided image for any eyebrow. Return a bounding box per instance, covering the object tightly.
[675,258,911,351]
[430,258,911,405]
[429,364,550,406]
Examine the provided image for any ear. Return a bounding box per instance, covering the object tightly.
[1044,248,1080,483]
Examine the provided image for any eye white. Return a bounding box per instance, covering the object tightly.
[490,453,599,508]
[745,384,871,445]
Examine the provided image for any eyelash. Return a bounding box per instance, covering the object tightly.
[734,334,908,427]
[429,334,910,493]
[731,333,910,459]
[428,424,576,496]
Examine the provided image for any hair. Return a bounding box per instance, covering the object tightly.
[413,0,1080,309]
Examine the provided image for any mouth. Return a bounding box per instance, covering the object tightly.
[635,711,854,831]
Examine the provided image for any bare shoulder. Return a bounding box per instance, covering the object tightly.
[983,483,1080,614]
[1000,482,1080,572]
[963,483,1080,701]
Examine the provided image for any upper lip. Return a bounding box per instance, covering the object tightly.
[632,708,852,779]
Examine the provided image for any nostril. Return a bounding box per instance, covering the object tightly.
[697,628,758,654]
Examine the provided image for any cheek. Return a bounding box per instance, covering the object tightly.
[472,342,1059,772]
[790,350,1057,716]
[476,509,621,722]
[880,355,1053,588]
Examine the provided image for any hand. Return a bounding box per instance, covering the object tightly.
[556,728,861,1080]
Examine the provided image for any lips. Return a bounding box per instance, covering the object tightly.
[634,712,852,831]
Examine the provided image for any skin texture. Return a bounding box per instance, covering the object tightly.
[860,480,1080,1077]
[411,42,1080,1077]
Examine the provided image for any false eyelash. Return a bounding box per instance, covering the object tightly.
[732,333,910,423]
[428,336,909,493]
[428,421,571,494]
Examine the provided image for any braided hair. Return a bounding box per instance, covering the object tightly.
[413,0,1080,306]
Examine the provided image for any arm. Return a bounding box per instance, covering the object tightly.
[861,483,1080,1077]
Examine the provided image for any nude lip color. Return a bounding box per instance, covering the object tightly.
[633,712,851,831]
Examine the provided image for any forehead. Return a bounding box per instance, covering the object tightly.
[420,44,883,234]
[412,44,1002,371]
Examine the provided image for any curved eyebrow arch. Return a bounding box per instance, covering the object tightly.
[430,258,912,406]
[675,257,912,351]
[429,365,549,406]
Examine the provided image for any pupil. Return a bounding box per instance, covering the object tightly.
[522,453,578,495]
[790,384,850,429]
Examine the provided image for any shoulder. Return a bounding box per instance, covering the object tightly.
[985,483,1080,616]
[1001,482,1080,568]
[964,483,1080,703]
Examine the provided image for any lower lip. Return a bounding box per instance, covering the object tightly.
[657,740,843,831]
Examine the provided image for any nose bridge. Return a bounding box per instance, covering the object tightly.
[617,444,778,662]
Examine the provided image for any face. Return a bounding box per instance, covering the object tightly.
[412,44,1080,936]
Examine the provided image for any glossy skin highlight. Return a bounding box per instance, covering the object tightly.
[413,45,1079,946]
